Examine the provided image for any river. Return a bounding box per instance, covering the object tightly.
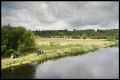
[1,47,119,79]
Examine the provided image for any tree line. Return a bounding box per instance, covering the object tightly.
[33,29,119,40]
[1,25,119,57]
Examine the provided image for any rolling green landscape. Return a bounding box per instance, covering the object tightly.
[1,25,119,69]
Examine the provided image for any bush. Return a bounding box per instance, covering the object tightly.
[1,45,7,56]
[1,25,36,57]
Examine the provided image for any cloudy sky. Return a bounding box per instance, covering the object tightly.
[2,1,119,30]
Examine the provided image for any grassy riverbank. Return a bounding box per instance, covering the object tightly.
[2,38,118,69]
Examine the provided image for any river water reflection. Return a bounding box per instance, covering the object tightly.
[2,47,119,79]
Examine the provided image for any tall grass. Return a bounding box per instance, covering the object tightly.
[2,38,118,69]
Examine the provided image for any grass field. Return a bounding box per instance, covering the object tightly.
[1,37,118,69]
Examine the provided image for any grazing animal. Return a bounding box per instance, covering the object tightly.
[11,53,14,59]
[36,50,44,55]
[9,49,15,59]
[10,51,18,59]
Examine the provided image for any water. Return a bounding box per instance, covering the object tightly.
[1,47,119,79]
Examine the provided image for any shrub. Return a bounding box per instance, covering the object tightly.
[1,25,36,57]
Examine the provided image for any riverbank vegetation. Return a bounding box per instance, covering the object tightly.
[2,37,118,69]
[1,25,36,57]
[1,25,119,69]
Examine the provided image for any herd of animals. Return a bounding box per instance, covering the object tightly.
[10,50,44,59]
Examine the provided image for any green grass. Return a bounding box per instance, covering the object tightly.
[2,38,118,69]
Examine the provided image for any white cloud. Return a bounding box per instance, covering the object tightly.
[2,1,119,30]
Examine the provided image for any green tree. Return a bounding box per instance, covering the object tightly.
[1,25,36,57]
[82,34,87,39]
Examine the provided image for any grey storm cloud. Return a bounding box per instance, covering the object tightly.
[2,1,119,30]
[47,2,118,27]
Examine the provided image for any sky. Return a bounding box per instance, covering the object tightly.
[2,1,119,31]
